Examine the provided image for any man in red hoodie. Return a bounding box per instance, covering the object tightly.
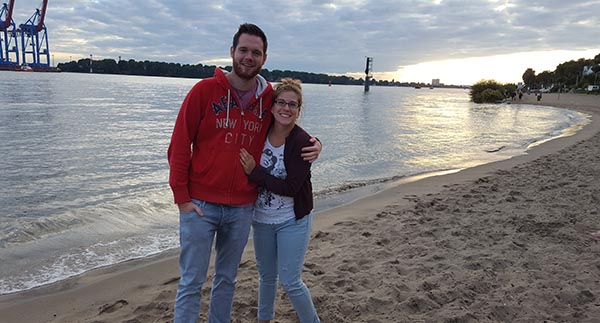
[168,23,321,323]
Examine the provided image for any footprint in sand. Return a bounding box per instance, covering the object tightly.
[162,277,180,285]
[313,231,330,239]
[133,301,171,315]
[376,238,390,246]
[333,220,357,227]
[98,299,128,315]
[238,259,255,268]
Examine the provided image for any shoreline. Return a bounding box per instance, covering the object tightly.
[1,93,599,322]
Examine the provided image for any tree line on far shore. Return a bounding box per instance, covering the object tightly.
[471,52,600,103]
[56,58,461,89]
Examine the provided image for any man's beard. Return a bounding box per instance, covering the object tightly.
[233,60,262,80]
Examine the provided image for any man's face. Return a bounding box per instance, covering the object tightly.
[230,34,267,80]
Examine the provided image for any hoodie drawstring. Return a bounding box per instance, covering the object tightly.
[226,89,230,128]
[227,84,265,125]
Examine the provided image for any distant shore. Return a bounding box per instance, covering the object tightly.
[1,92,599,322]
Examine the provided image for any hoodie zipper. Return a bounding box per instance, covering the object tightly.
[227,88,254,203]
[224,75,266,204]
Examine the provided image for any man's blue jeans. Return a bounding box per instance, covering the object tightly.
[174,199,253,323]
[252,214,320,323]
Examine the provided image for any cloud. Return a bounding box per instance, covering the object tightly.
[10,0,600,83]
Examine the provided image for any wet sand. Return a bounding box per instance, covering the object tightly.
[1,92,599,323]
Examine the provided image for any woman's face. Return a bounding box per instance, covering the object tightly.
[271,90,300,127]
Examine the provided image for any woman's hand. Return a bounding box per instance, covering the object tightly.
[239,148,256,175]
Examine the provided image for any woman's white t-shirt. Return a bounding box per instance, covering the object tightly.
[253,138,295,224]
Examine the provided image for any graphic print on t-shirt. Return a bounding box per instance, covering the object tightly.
[256,145,287,210]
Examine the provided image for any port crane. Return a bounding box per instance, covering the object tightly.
[19,0,50,67]
[0,0,19,65]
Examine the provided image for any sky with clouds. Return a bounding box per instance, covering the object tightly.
[8,0,600,85]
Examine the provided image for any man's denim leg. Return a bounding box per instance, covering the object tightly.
[208,204,253,323]
[174,199,218,323]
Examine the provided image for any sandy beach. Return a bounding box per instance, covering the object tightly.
[1,92,599,323]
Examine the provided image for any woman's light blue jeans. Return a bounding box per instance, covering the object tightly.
[174,199,253,323]
[252,214,320,323]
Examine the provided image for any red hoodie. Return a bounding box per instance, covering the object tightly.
[168,68,273,205]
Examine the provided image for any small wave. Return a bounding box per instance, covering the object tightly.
[314,174,407,198]
[485,145,506,153]
[0,215,87,246]
[0,231,178,295]
[0,185,174,246]
[78,97,116,102]
[526,113,591,149]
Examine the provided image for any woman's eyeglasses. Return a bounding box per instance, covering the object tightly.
[274,99,300,110]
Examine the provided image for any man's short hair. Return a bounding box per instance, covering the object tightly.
[232,23,268,54]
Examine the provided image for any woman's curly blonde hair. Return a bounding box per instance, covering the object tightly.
[273,78,303,111]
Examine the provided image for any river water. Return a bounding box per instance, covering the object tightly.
[0,71,590,294]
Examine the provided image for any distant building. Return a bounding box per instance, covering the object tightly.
[583,66,594,76]
[431,78,440,87]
